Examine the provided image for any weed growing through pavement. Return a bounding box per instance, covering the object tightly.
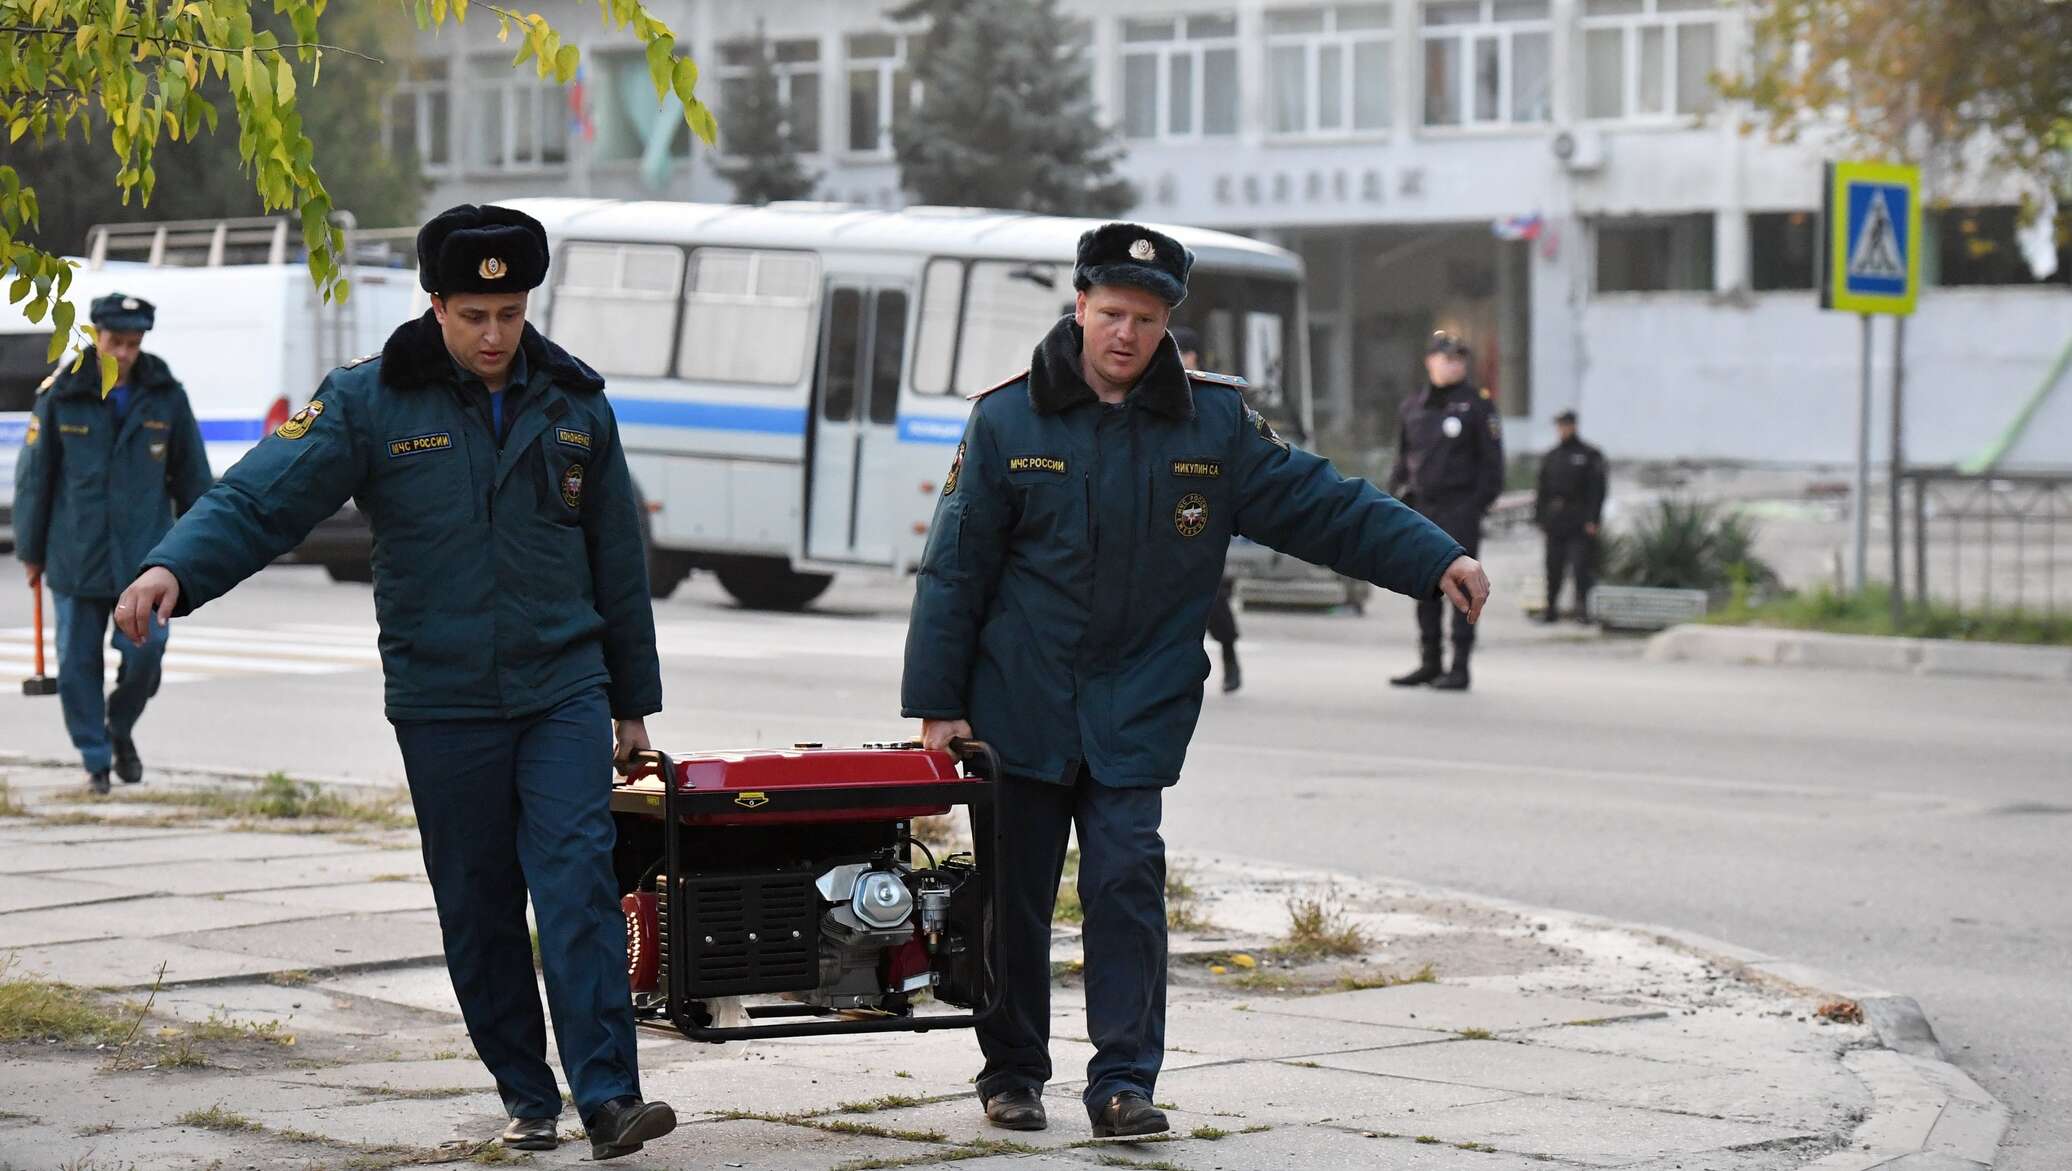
[1279,888,1370,960]
[0,960,128,1043]
[1337,962,1438,992]
[0,779,29,817]
[180,1013,296,1047]
[175,1105,262,1132]
[267,970,313,987]
[1455,1027,1495,1040]
[833,1094,930,1114]
[1166,865,1212,932]
[52,773,413,831]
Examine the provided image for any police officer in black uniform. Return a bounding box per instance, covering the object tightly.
[903,225,1487,1139]
[1534,409,1608,622]
[1387,332,1504,692]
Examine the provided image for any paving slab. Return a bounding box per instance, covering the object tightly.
[1378,1092,1813,1166]
[0,830,370,874]
[818,1093,1230,1151]
[0,872,138,913]
[7,935,300,987]
[1257,982,1663,1034]
[1529,1008,1865,1073]
[316,962,467,1015]
[272,1056,497,1094]
[0,1057,365,1131]
[0,893,319,949]
[1163,998,1451,1060]
[1152,1059,1513,1126]
[157,909,445,969]
[64,848,426,897]
[250,1091,508,1146]
[1123,1123,1554,1171]
[229,877,440,914]
[1305,1036,1716,1096]
[147,981,460,1038]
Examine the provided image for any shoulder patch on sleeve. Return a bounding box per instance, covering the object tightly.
[1245,406,1289,452]
[1188,369,1249,390]
[967,370,1028,401]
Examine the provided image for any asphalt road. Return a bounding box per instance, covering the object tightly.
[2,549,2064,1166]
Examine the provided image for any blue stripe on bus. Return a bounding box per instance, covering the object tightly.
[897,416,965,445]
[612,397,807,434]
[0,420,25,445]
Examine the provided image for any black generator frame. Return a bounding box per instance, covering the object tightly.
[623,741,1004,1043]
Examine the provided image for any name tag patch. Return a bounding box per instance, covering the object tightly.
[142,419,171,431]
[387,432,454,459]
[1171,459,1221,478]
[555,428,592,451]
[1007,456,1067,474]
[59,423,90,436]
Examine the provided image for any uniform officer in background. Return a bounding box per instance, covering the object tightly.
[903,224,1487,1139]
[1534,409,1608,622]
[14,294,211,794]
[1169,325,1241,693]
[114,206,677,1161]
[1387,332,1504,692]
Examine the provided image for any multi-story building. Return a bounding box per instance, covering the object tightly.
[390,0,2071,469]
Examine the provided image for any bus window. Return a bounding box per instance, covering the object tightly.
[869,290,907,424]
[822,287,863,421]
[911,258,962,395]
[958,261,1069,391]
[551,242,685,378]
[679,247,821,386]
[0,333,56,413]
[1170,270,1303,441]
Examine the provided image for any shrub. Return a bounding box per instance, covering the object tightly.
[1603,498,1779,599]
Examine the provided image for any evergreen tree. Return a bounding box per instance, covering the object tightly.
[715,27,820,205]
[891,0,1135,216]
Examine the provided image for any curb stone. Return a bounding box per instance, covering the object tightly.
[1644,624,2072,683]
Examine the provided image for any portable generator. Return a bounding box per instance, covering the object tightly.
[611,742,1000,1042]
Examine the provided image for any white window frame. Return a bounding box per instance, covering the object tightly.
[1580,0,1722,123]
[677,248,824,387]
[1265,4,1394,139]
[1119,12,1241,143]
[383,60,453,174]
[717,38,825,157]
[461,55,569,175]
[551,242,688,379]
[844,33,920,158]
[1419,0,1553,130]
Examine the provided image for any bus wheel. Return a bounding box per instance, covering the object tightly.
[715,559,834,611]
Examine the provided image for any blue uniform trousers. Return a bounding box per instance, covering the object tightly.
[392,687,640,1122]
[976,774,1167,1115]
[52,591,169,775]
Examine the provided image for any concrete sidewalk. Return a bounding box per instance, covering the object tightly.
[1647,624,2072,683]
[0,759,2006,1171]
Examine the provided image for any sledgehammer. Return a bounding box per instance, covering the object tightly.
[22,576,57,696]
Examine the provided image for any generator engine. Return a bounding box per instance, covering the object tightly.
[611,743,999,1042]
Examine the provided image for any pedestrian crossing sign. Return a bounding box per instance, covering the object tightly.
[1821,160,1921,315]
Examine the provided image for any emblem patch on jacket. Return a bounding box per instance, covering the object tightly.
[388,432,453,459]
[22,415,36,446]
[556,428,592,451]
[149,441,168,462]
[1171,459,1221,478]
[1007,456,1066,474]
[1246,407,1287,452]
[1441,415,1463,439]
[1174,492,1210,538]
[276,399,324,440]
[560,461,586,510]
[942,442,964,496]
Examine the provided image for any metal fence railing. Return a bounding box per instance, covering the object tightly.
[1903,469,2072,617]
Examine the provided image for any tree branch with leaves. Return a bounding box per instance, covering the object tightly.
[0,0,716,386]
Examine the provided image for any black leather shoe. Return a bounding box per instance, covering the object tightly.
[1220,647,1242,693]
[1432,650,1472,692]
[111,735,143,784]
[1390,649,1444,687]
[1091,1091,1169,1139]
[500,1117,558,1151]
[983,1086,1047,1131]
[585,1097,676,1161]
[87,770,111,796]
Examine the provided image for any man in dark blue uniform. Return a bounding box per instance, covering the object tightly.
[1170,325,1240,693]
[14,294,212,793]
[1387,332,1505,692]
[1535,409,1608,622]
[901,225,1488,1139]
[115,206,677,1160]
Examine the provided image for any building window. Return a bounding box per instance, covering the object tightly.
[677,248,823,385]
[384,60,452,171]
[1749,211,1817,291]
[1267,4,1392,137]
[462,55,569,173]
[1421,0,1553,129]
[589,50,692,164]
[1120,13,1240,141]
[1929,206,2072,287]
[846,33,918,156]
[1581,0,1720,122]
[719,38,823,154]
[1596,214,1714,292]
[551,243,687,378]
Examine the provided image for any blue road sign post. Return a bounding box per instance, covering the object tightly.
[1820,161,1923,600]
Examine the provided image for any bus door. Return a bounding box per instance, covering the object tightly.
[805,280,910,567]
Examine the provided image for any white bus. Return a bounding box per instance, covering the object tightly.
[513,198,1353,609]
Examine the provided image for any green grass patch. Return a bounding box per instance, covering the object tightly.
[1337,962,1438,992]
[1166,865,1212,932]
[834,1093,929,1114]
[52,773,414,830]
[266,969,313,987]
[1455,1027,1495,1040]
[1279,889,1369,961]
[1190,1125,1231,1140]
[1710,584,2072,645]
[175,1104,262,1132]
[0,779,29,818]
[179,1013,296,1047]
[0,966,127,1043]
